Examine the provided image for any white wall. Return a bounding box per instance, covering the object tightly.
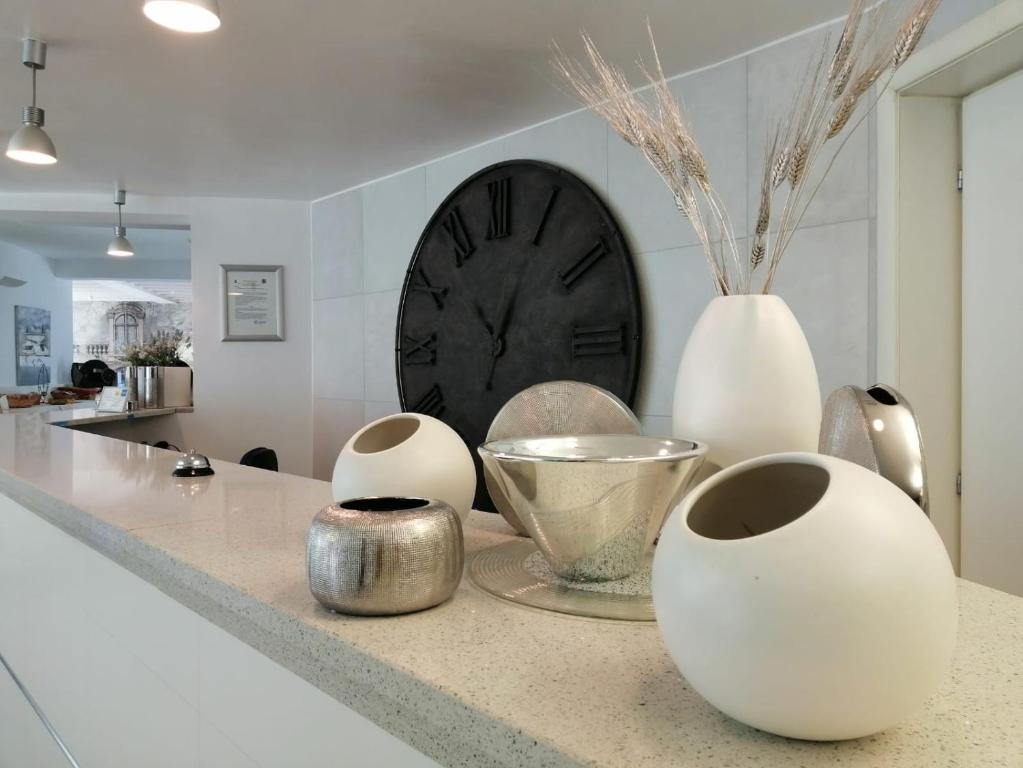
[0,194,312,476]
[0,242,73,391]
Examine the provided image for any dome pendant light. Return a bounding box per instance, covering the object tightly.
[6,39,58,166]
[143,0,221,33]
[107,188,136,258]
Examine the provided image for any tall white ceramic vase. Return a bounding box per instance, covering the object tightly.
[672,295,821,471]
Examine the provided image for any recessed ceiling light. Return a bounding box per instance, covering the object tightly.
[6,39,57,166]
[107,188,136,258]
[143,0,221,33]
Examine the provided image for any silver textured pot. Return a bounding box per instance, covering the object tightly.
[307,497,463,615]
[479,435,706,582]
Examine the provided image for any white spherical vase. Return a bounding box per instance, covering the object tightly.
[332,413,476,522]
[672,295,821,472]
[652,452,958,741]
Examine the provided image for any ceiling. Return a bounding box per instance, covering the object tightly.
[0,218,189,261]
[0,0,850,201]
[73,278,191,303]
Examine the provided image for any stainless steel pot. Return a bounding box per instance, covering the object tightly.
[127,366,162,409]
[307,497,463,615]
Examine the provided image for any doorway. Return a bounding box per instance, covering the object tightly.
[878,4,1023,594]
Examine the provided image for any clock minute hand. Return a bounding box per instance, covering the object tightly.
[485,272,523,389]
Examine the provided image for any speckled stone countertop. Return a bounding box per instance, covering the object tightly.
[0,412,1020,767]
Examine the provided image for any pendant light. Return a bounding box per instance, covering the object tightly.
[107,188,135,258]
[6,39,57,166]
[143,0,221,33]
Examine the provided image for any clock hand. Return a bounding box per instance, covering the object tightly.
[485,272,523,390]
[452,292,494,338]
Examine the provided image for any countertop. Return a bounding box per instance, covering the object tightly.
[0,410,1020,767]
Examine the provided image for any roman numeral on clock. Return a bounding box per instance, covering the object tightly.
[403,333,437,366]
[559,239,609,290]
[486,177,511,240]
[532,185,560,246]
[409,384,445,418]
[410,268,447,310]
[441,206,475,267]
[572,324,624,357]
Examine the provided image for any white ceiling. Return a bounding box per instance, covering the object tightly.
[73,278,191,303]
[0,218,189,261]
[0,0,851,201]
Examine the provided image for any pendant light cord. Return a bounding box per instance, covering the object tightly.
[31,67,37,109]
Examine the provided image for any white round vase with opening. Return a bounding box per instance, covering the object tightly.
[332,413,476,522]
[652,452,958,741]
[672,295,822,473]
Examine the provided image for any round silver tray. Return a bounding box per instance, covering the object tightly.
[468,539,655,622]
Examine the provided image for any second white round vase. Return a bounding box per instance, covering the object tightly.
[332,413,476,522]
[652,452,958,741]
[672,295,821,471]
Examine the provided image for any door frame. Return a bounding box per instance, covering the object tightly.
[877,0,1023,569]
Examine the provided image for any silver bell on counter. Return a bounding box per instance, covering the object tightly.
[172,449,215,478]
[307,497,463,616]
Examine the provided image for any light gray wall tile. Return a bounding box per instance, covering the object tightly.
[771,219,871,397]
[312,398,364,481]
[364,290,401,403]
[609,58,748,255]
[364,399,402,426]
[425,141,515,213]
[312,191,363,300]
[363,168,426,293]
[504,109,608,195]
[672,58,749,238]
[312,296,363,400]
[746,20,869,235]
[639,414,673,438]
[632,245,717,417]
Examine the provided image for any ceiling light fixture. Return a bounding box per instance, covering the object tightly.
[107,188,136,258]
[143,0,221,33]
[6,39,57,166]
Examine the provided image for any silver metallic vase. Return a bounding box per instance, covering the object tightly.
[307,497,463,615]
[819,384,929,514]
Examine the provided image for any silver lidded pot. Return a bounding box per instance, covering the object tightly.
[307,497,463,616]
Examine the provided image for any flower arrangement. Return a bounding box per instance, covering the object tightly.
[122,332,191,367]
[553,0,941,295]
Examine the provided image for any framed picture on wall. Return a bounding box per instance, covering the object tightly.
[220,265,284,341]
[14,305,52,386]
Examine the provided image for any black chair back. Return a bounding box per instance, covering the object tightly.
[240,447,278,472]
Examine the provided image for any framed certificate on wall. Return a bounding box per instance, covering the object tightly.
[220,265,285,341]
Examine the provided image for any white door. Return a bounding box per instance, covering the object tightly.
[961,69,1023,596]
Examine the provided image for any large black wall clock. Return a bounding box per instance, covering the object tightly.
[396,160,642,512]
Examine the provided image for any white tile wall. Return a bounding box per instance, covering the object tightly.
[313,398,364,481]
[364,290,402,403]
[310,4,993,475]
[313,296,364,401]
[363,168,427,293]
[312,189,363,300]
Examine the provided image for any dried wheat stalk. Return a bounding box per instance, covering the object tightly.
[553,0,942,294]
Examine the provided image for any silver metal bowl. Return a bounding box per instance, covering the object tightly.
[819,384,929,514]
[478,436,706,582]
[307,497,463,615]
[485,381,642,536]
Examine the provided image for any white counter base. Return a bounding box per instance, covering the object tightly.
[0,494,437,768]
